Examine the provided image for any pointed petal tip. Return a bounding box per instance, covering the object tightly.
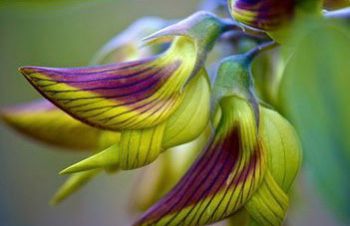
[59,167,77,175]
[49,198,60,206]
[142,11,221,44]
[60,145,119,174]
[18,66,36,77]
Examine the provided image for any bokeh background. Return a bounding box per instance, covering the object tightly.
[0,0,347,225]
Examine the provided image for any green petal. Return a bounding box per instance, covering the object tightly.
[20,38,193,131]
[163,69,210,148]
[245,171,289,226]
[131,125,211,211]
[134,97,267,226]
[119,122,166,170]
[61,69,210,172]
[50,169,101,205]
[260,107,302,192]
[0,99,119,150]
[20,12,229,131]
[60,144,119,174]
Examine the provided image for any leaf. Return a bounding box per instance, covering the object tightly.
[280,18,350,222]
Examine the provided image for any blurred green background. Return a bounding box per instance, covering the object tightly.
[0,1,346,225]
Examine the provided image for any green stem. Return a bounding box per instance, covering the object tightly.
[244,41,278,64]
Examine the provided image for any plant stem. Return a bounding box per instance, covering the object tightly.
[244,41,278,63]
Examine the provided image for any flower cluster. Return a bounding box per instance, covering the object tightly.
[3,1,346,225]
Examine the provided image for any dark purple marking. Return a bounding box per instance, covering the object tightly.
[20,58,181,107]
[233,0,295,30]
[134,123,263,225]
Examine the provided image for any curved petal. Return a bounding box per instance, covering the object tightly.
[260,107,302,192]
[50,169,101,205]
[0,99,119,150]
[245,171,289,226]
[119,122,166,169]
[163,69,210,148]
[60,70,210,172]
[131,125,211,211]
[134,97,267,226]
[228,0,295,31]
[20,36,198,131]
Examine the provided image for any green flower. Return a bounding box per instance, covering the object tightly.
[134,49,302,226]
[228,0,324,43]
[1,12,234,205]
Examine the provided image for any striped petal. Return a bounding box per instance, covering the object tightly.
[0,99,119,150]
[134,96,267,226]
[20,12,230,131]
[20,50,186,131]
[228,0,295,30]
[245,171,289,226]
[131,125,211,211]
[60,70,210,172]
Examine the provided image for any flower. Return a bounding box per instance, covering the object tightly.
[130,126,211,212]
[18,11,230,172]
[228,0,296,31]
[1,16,171,205]
[2,13,232,203]
[227,0,325,44]
[134,50,301,226]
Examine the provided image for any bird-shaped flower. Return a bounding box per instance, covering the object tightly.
[227,0,324,43]
[1,12,237,205]
[0,16,169,204]
[1,12,233,205]
[134,46,302,226]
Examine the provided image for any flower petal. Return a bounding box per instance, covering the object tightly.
[163,69,210,148]
[228,0,295,30]
[0,99,119,150]
[50,169,101,205]
[119,122,166,169]
[260,106,302,192]
[134,97,267,226]
[20,11,230,131]
[20,37,198,131]
[60,69,210,172]
[245,171,289,226]
[60,144,119,174]
[131,125,211,211]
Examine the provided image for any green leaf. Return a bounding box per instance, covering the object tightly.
[280,18,350,222]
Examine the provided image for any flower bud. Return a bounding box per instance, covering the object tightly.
[228,0,295,31]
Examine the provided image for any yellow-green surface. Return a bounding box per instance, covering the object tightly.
[0,1,197,225]
[0,1,346,226]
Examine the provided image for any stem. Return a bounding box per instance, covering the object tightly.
[244,41,278,63]
[222,18,268,37]
[220,30,270,43]
[324,7,350,19]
